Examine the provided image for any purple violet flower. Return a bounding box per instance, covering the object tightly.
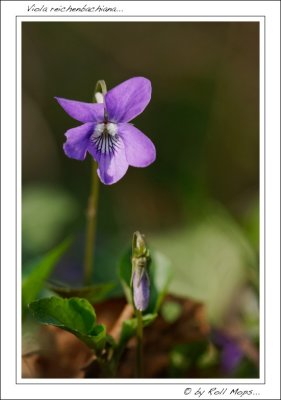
[55,77,156,185]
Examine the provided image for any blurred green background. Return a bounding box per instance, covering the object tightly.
[22,22,259,328]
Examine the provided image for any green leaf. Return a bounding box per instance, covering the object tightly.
[118,248,172,313]
[22,238,71,313]
[29,296,106,351]
[119,313,157,347]
[46,281,115,304]
[150,205,257,323]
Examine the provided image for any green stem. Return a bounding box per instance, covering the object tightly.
[136,309,143,378]
[83,80,107,286]
[84,160,100,285]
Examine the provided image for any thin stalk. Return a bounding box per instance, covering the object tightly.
[83,80,107,286]
[84,160,100,285]
[136,309,144,378]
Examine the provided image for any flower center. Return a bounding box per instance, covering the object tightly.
[91,123,119,154]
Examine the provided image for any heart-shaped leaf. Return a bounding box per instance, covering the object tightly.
[29,296,106,351]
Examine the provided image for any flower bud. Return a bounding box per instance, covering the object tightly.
[131,231,151,311]
[132,266,150,311]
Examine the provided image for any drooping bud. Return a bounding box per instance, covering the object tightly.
[131,231,150,311]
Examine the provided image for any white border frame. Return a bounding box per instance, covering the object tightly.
[1,1,280,399]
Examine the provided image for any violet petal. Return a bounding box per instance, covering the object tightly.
[87,137,128,185]
[104,77,151,123]
[118,123,156,167]
[133,270,150,311]
[55,97,104,123]
[63,122,95,160]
